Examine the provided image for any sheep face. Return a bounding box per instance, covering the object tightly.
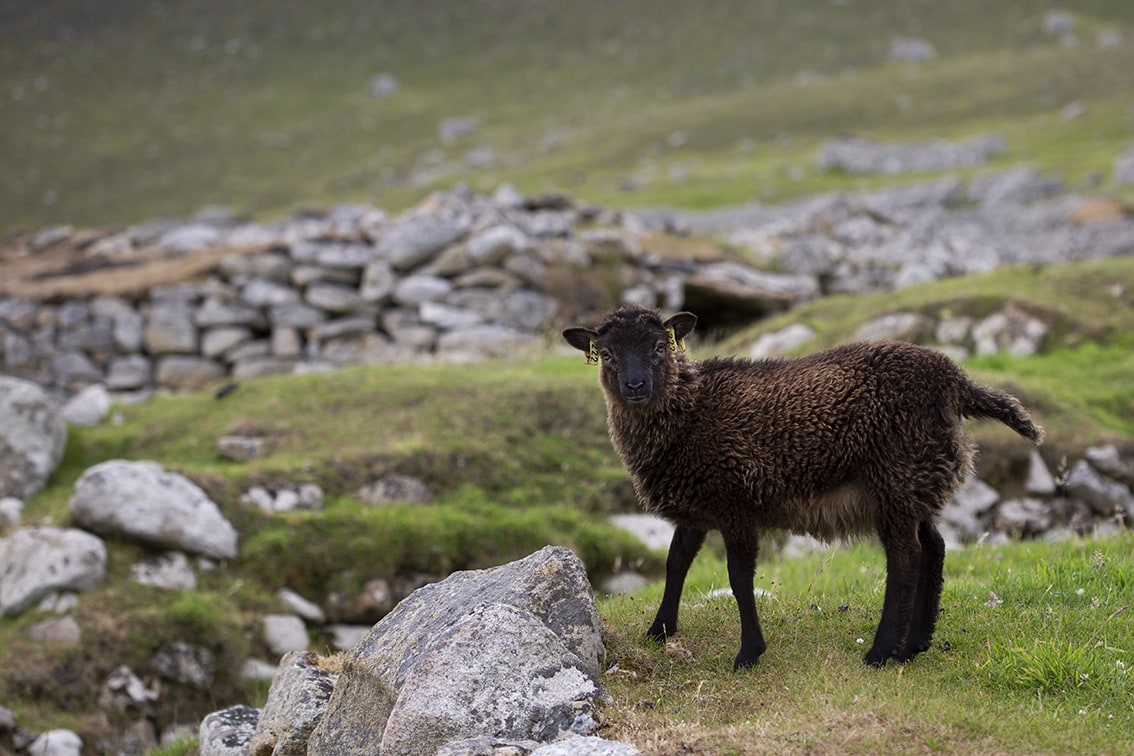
[563,308,697,408]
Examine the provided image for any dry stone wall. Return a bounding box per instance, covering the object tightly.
[4,163,1134,403]
[1,186,823,401]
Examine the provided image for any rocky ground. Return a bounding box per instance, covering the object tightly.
[3,137,1134,753]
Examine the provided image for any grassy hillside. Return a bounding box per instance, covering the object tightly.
[598,537,1133,754]
[3,0,1133,235]
[3,2,1134,750]
[3,258,1133,751]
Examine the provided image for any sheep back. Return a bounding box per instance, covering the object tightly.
[606,341,979,538]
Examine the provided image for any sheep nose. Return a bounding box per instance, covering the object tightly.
[624,379,645,391]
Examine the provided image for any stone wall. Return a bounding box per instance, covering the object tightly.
[1,186,819,401]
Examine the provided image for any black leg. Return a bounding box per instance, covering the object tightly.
[647,525,707,642]
[864,516,921,668]
[896,519,946,662]
[723,531,766,671]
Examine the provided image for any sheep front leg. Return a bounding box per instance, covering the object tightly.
[724,531,766,670]
[647,525,707,642]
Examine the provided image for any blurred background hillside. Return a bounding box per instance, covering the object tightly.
[2,0,1133,237]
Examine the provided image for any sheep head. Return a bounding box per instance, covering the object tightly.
[563,307,697,407]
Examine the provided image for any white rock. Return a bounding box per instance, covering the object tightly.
[130,551,198,590]
[264,614,310,657]
[0,526,107,616]
[277,588,326,624]
[749,323,816,359]
[199,705,260,756]
[69,460,238,559]
[0,496,22,528]
[0,377,67,501]
[60,384,111,427]
[27,729,83,756]
[465,224,528,265]
[609,513,674,552]
[1025,449,1056,495]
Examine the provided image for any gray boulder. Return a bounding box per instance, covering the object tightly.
[852,312,935,343]
[379,210,470,271]
[264,614,310,657]
[69,460,239,559]
[27,615,82,644]
[105,355,153,391]
[749,323,816,359]
[683,262,818,317]
[250,651,338,756]
[154,356,225,390]
[152,641,216,689]
[308,545,603,754]
[380,602,608,756]
[1064,460,1134,519]
[436,324,534,359]
[994,498,1053,535]
[129,551,197,591]
[531,735,641,756]
[60,383,111,427]
[277,588,326,624]
[466,224,528,265]
[143,304,198,355]
[0,376,67,501]
[0,496,22,528]
[241,278,301,308]
[27,729,83,756]
[944,476,1000,540]
[199,705,260,756]
[1084,444,1134,485]
[0,526,107,616]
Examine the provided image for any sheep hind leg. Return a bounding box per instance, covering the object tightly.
[895,519,946,663]
[864,515,921,668]
[647,525,707,642]
[723,531,767,671]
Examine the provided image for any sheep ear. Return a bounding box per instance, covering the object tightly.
[664,312,697,352]
[563,327,601,364]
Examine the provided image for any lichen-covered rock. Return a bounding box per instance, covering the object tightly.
[199,705,259,756]
[308,546,603,754]
[380,602,607,756]
[250,651,338,756]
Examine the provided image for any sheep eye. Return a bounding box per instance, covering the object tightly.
[600,349,613,362]
[654,341,667,354]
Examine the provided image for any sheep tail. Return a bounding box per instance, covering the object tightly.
[961,382,1045,445]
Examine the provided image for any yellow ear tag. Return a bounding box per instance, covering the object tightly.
[666,326,686,353]
[586,340,600,365]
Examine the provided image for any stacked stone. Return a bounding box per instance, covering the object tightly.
[1,187,823,400]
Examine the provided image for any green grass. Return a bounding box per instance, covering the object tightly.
[4,257,1134,748]
[3,0,1133,236]
[598,536,1134,754]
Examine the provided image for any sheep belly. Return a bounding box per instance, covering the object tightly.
[776,481,878,541]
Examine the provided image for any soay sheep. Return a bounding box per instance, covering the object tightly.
[563,305,1044,670]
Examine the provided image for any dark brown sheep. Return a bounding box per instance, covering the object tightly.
[563,305,1044,670]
